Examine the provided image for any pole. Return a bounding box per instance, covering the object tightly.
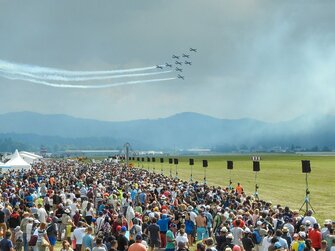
[254,171,259,200]
[124,142,130,167]
[190,165,193,182]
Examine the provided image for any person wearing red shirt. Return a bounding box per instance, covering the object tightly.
[308,223,322,250]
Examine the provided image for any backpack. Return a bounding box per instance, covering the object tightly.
[252,229,262,244]
[46,223,56,236]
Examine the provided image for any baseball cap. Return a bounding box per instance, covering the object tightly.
[298,231,306,238]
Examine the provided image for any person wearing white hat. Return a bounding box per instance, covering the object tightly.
[14,226,23,251]
[242,228,254,251]
[302,210,317,226]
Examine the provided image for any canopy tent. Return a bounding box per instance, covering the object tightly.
[19,151,43,164]
[20,151,43,159]
[0,149,31,171]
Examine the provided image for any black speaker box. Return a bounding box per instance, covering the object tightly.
[302,160,311,173]
[203,160,208,167]
[141,157,144,162]
[147,157,150,162]
[152,157,155,162]
[174,158,178,165]
[227,160,233,170]
[253,161,260,172]
[169,158,173,164]
[160,158,164,163]
[189,158,194,165]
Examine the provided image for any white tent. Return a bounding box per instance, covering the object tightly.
[19,151,43,164]
[1,149,31,171]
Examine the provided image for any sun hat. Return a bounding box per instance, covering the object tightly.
[221,227,228,232]
[227,233,234,239]
[282,227,289,233]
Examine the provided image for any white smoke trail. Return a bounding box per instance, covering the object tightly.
[0,69,171,82]
[0,59,164,77]
[0,72,175,89]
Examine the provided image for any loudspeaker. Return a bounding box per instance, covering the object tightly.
[141,157,144,162]
[253,161,260,172]
[189,158,194,165]
[160,158,164,163]
[174,158,178,165]
[169,158,173,164]
[203,160,208,167]
[227,160,233,170]
[302,160,311,173]
[147,157,150,162]
[152,157,155,162]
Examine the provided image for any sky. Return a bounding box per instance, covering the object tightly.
[0,0,335,122]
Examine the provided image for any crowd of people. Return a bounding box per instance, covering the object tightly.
[0,158,334,251]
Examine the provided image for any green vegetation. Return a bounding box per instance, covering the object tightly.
[132,154,335,222]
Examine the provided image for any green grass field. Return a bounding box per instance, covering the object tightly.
[131,154,335,222]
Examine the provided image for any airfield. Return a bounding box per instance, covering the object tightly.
[130,153,335,222]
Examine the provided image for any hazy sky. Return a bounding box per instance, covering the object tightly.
[1,0,335,122]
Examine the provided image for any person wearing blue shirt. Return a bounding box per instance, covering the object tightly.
[0,231,14,251]
[157,214,170,248]
[24,193,34,208]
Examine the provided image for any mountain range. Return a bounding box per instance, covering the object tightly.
[0,111,334,152]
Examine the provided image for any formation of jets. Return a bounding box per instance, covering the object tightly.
[156,48,197,80]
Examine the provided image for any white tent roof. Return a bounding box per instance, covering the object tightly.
[20,151,43,159]
[2,149,31,170]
